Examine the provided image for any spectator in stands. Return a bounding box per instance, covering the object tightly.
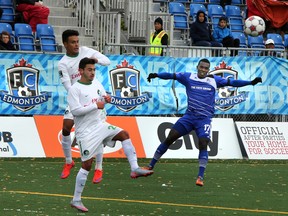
[190,11,222,56]
[0,8,3,19]
[0,31,16,50]
[260,39,278,57]
[15,0,50,33]
[149,17,168,56]
[212,16,240,56]
[220,0,231,9]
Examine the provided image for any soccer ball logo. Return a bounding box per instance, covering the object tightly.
[244,16,265,37]
[218,87,231,98]
[120,86,134,98]
[17,86,32,97]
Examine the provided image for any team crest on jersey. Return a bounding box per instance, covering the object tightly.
[109,59,151,112]
[209,61,248,111]
[0,58,51,112]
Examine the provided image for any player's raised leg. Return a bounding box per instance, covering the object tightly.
[61,118,75,179]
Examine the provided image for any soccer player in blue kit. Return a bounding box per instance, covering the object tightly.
[146,58,262,186]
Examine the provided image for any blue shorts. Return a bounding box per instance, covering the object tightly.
[172,113,212,139]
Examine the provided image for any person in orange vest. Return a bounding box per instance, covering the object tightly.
[149,17,168,56]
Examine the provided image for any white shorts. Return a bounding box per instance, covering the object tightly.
[63,106,74,120]
[77,121,122,161]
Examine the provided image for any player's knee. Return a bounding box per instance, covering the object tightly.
[62,128,71,136]
[82,159,93,171]
[198,138,210,150]
[118,130,130,140]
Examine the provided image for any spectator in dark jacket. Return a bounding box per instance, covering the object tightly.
[16,0,50,32]
[0,31,16,50]
[190,11,222,48]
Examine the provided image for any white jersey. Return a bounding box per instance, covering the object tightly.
[58,46,111,92]
[67,79,107,139]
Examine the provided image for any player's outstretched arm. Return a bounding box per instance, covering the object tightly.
[229,77,262,87]
[147,72,176,83]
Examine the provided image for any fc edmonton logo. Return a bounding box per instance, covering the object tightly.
[209,61,248,111]
[0,58,51,112]
[109,59,151,112]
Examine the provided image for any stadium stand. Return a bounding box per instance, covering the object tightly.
[266,33,285,50]
[14,23,35,51]
[207,4,224,19]
[36,24,58,52]
[169,2,189,29]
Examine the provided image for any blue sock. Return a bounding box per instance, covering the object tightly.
[197,150,208,178]
[149,143,169,168]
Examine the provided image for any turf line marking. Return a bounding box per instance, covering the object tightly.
[1,190,288,215]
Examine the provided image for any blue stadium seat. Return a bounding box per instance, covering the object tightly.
[232,32,247,47]
[228,17,244,32]
[173,15,189,29]
[0,0,13,6]
[211,16,220,29]
[36,24,58,52]
[231,0,243,5]
[189,3,206,21]
[0,22,15,43]
[14,23,36,51]
[248,35,264,48]
[225,5,242,18]
[0,7,15,23]
[266,33,285,49]
[169,2,187,15]
[248,35,264,56]
[209,0,221,4]
[207,4,224,19]
[173,0,190,3]
[284,34,288,48]
[192,0,206,3]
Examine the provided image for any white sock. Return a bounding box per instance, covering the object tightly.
[95,153,103,170]
[62,135,72,164]
[122,139,139,171]
[73,168,89,201]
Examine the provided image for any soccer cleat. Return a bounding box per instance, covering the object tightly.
[196,176,204,187]
[130,167,154,179]
[60,160,75,179]
[92,169,103,184]
[70,200,88,212]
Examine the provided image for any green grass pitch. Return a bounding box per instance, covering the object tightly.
[0,158,287,216]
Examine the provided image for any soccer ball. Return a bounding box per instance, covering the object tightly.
[120,86,134,98]
[17,86,32,97]
[218,87,231,98]
[244,16,266,37]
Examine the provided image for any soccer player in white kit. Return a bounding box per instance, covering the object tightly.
[68,58,154,212]
[58,30,111,182]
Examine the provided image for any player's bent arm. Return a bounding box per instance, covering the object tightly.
[92,51,111,66]
[71,105,98,116]
[62,80,72,92]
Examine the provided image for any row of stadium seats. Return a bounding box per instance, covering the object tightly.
[232,32,287,49]
[169,2,245,32]
[155,0,245,5]
[0,0,15,24]
[0,23,58,52]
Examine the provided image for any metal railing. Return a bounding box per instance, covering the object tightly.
[104,43,288,58]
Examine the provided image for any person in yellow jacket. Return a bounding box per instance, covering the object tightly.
[149,17,168,56]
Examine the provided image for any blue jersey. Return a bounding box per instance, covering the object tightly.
[175,72,228,118]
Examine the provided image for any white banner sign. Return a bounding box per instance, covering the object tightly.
[137,117,242,159]
[235,122,288,159]
[0,117,45,157]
